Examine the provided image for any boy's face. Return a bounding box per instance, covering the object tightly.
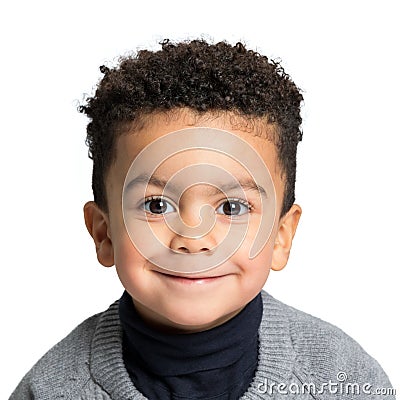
[85,109,301,333]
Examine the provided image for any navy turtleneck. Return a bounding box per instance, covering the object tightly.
[118,290,263,400]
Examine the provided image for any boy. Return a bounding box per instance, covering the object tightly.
[10,39,395,399]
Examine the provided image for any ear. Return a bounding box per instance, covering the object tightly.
[83,201,114,267]
[271,204,302,271]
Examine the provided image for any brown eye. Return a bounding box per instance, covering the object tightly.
[217,200,250,216]
[144,197,175,214]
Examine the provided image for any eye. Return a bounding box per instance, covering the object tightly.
[216,199,252,216]
[143,196,176,215]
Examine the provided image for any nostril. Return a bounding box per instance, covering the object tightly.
[176,247,210,254]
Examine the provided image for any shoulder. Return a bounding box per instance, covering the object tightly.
[259,291,394,395]
[9,306,113,399]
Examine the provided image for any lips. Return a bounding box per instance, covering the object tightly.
[155,271,229,280]
[153,270,230,286]
[155,271,226,279]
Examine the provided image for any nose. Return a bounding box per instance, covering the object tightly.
[170,234,216,254]
[169,206,217,254]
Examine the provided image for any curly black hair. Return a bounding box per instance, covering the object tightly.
[79,38,303,218]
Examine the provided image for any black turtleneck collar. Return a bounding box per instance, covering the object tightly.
[118,290,263,400]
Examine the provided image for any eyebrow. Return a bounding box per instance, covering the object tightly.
[125,172,267,198]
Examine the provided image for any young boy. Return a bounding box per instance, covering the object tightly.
[10,39,395,399]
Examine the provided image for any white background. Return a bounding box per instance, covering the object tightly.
[1,0,399,397]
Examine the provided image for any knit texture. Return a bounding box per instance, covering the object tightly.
[9,291,395,399]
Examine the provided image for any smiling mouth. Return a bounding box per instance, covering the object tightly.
[154,270,228,284]
[155,271,226,279]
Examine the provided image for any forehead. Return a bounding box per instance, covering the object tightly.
[107,110,285,206]
[117,110,279,166]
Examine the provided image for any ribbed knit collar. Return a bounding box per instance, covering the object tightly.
[90,290,296,400]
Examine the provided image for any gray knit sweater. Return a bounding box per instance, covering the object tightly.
[9,291,395,399]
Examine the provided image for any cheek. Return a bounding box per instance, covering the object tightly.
[232,236,274,288]
[113,231,148,284]
[239,216,275,269]
[112,226,135,261]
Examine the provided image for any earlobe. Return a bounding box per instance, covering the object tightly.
[83,201,114,267]
[271,204,302,272]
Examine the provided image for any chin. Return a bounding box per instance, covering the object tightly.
[166,316,224,332]
[161,302,235,332]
